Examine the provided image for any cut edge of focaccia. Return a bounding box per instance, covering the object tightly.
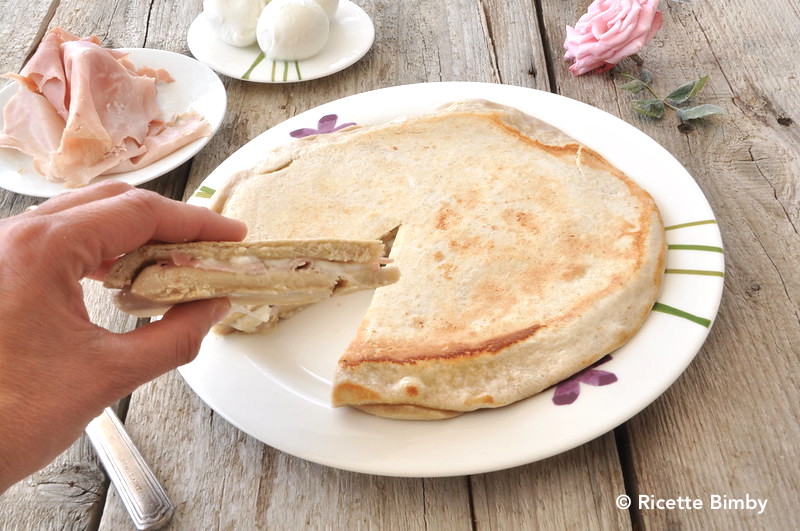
[329,101,667,420]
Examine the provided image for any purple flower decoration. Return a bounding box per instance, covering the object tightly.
[290,114,356,138]
[552,355,617,405]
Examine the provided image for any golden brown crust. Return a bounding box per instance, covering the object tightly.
[338,323,546,366]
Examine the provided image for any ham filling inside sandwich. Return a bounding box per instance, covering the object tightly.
[165,252,390,275]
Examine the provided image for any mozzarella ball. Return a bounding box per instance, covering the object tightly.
[204,0,267,47]
[256,0,330,61]
[313,0,339,19]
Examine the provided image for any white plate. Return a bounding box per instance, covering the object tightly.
[187,0,374,83]
[0,48,226,198]
[180,82,725,477]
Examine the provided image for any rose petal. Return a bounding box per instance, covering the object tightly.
[563,0,663,76]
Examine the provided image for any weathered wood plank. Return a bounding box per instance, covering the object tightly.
[0,0,57,76]
[481,0,551,90]
[472,434,630,530]
[541,0,800,528]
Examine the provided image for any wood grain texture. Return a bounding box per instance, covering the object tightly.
[480,0,551,90]
[541,0,800,528]
[0,0,57,76]
[472,434,630,530]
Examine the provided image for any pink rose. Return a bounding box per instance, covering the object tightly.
[564,0,663,76]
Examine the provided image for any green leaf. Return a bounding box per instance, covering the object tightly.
[631,99,665,118]
[639,69,654,84]
[620,79,647,93]
[676,104,728,121]
[665,75,709,105]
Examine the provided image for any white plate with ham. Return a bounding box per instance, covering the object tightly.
[0,43,226,198]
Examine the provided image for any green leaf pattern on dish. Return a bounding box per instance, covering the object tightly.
[652,219,724,328]
[194,185,216,199]
[243,51,302,82]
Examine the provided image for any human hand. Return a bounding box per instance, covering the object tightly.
[0,181,247,492]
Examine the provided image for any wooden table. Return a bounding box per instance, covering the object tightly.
[1,1,797,529]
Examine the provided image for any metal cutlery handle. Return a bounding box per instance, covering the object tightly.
[85,407,174,530]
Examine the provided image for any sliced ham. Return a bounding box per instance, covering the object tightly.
[0,82,65,174]
[103,110,210,175]
[0,27,211,188]
[16,28,91,121]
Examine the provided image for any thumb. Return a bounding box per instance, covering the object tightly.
[112,299,231,387]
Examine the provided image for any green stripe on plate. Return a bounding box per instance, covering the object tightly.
[193,186,216,199]
[665,268,725,277]
[242,52,265,81]
[668,244,724,253]
[665,219,717,231]
[652,302,712,327]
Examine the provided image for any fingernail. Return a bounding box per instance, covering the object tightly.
[212,299,232,324]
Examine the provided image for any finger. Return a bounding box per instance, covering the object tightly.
[85,259,118,281]
[24,180,133,216]
[48,187,247,275]
[108,299,230,386]
[104,187,248,247]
